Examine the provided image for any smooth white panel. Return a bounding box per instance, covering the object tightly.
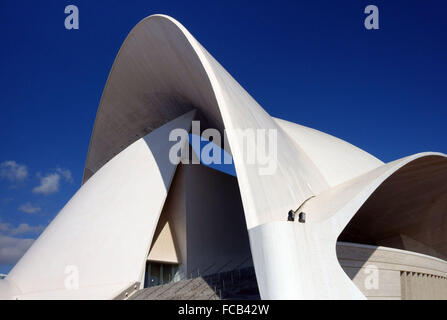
[250,152,446,299]
[3,111,195,299]
[83,14,331,229]
[249,222,364,300]
[274,117,384,187]
[4,13,444,301]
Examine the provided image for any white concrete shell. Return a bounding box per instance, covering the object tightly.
[1,14,446,300]
[82,14,331,230]
[250,151,447,299]
[0,110,196,299]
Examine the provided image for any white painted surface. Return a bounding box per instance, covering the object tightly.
[1,14,445,300]
[1,111,195,299]
[253,152,447,299]
[249,222,364,299]
[83,14,331,230]
[79,15,337,298]
[0,278,20,299]
[274,118,384,187]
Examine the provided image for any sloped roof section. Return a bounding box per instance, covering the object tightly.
[83,15,331,229]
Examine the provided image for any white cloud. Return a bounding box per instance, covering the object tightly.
[18,202,41,214]
[0,219,44,266]
[33,173,60,195]
[0,218,44,236]
[56,168,73,182]
[9,223,44,236]
[0,161,28,182]
[32,168,73,195]
[0,235,34,265]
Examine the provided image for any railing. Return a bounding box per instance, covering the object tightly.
[138,255,258,300]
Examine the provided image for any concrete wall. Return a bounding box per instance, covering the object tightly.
[339,156,447,261]
[185,164,252,276]
[147,162,187,268]
[401,271,447,300]
[0,112,195,299]
[78,14,447,300]
[337,242,447,300]
[147,163,252,278]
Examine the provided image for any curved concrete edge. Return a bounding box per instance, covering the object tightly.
[2,110,196,299]
[306,152,447,228]
[83,14,331,230]
[317,153,447,297]
[83,15,222,182]
[248,152,447,299]
[337,242,447,276]
[337,242,447,299]
[5,14,444,300]
[80,15,341,300]
[249,222,365,299]
[274,117,384,187]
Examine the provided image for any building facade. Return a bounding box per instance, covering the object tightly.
[0,15,446,300]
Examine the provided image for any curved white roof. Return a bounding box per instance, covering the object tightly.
[274,118,383,187]
[1,14,445,300]
[83,14,332,229]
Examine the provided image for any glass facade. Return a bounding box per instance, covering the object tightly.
[144,262,179,288]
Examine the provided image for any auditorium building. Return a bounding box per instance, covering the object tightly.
[0,15,446,300]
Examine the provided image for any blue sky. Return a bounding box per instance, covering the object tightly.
[0,0,446,274]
